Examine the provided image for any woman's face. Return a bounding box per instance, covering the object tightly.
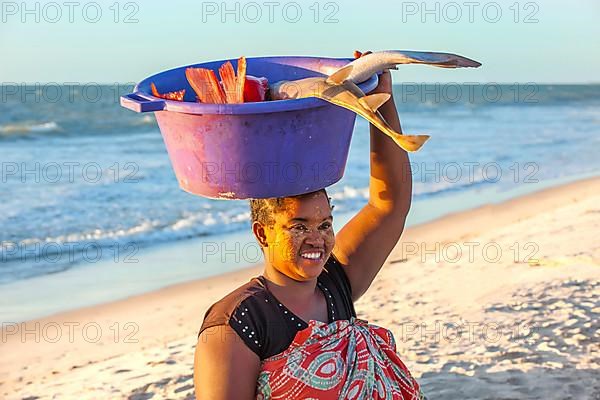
[263,192,335,281]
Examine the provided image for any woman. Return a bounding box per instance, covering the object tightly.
[194,53,425,399]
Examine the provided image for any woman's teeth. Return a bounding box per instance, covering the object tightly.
[301,252,322,260]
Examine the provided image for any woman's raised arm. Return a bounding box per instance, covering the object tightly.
[194,324,261,399]
[333,64,413,302]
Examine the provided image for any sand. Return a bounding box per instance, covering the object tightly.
[1,176,599,399]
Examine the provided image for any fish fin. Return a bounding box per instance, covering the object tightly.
[185,68,204,102]
[358,93,390,112]
[150,82,161,97]
[218,61,239,103]
[236,57,247,103]
[341,80,367,98]
[326,65,354,85]
[204,69,227,103]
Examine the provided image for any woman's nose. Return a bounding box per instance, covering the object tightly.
[304,231,325,245]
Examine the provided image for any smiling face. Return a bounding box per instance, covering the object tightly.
[252,191,335,282]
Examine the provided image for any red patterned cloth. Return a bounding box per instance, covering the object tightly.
[256,317,426,399]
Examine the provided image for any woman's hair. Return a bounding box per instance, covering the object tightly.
[249,188,333,228]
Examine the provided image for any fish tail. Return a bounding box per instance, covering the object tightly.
[388,51,481,68]
[390,134,430,152]
[236,56,247,103]
[358,106,430,152]
[218,61,240,103]
[185,67,227,103]
[370,117,430,152]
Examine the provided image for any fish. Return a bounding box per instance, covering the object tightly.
[185,56,269,103]
[244,75,270,102]
[150,83,186,101]
[180,51,480,151]
[218,60,242,103]
[236,56,247,102]
[342,50,482,84]
[270,65,430,152]
[186,67,227,103]
[271,50,482,151]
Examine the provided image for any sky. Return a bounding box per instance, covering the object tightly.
[1,0,599,83]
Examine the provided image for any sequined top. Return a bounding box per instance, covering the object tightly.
[198,253,357,360]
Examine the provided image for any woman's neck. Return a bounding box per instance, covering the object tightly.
[262,266,319,308]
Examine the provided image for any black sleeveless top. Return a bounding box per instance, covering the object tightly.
[198,253,356,360]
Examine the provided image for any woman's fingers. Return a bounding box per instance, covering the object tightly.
[353,50,373,59]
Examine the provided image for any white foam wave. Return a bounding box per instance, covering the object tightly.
[2,209,253,264]
[130,115,156,126]
[330,186,369,201]
[0,121,61,135]
[329,173,491,204]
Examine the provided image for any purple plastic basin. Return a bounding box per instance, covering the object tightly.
[120,56,378,199]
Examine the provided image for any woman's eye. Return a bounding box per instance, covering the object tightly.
[292,225,308,231]
[320,223,332,229]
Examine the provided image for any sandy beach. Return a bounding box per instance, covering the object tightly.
[1,176,599,400]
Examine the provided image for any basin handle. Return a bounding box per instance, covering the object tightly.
[120,92,165,113]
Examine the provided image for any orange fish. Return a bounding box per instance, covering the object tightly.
[185,57,268,104]
[150,83,185,101]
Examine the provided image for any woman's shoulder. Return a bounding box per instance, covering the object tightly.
[198,276,269,338]
[198,276,276,358]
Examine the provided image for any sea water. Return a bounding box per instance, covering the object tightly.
[1,84,599,321]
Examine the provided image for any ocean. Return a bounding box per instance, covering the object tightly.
[1,83,599,320]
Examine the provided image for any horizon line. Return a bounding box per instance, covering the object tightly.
[4,81,600,86]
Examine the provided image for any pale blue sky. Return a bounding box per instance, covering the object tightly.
[1,0,599,83]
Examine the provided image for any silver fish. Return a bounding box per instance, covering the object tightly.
[271,65,430,152]
[271,51,481,152]
[344,50,482,84]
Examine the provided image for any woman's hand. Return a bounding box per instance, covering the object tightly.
[353,49,398,124]
[353,50,394,96]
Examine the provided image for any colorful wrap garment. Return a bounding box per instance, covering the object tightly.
[256,317,426,399]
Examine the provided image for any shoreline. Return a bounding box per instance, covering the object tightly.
[1,175,599,399]
[2,171,598,324]
[5,174,598,326]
